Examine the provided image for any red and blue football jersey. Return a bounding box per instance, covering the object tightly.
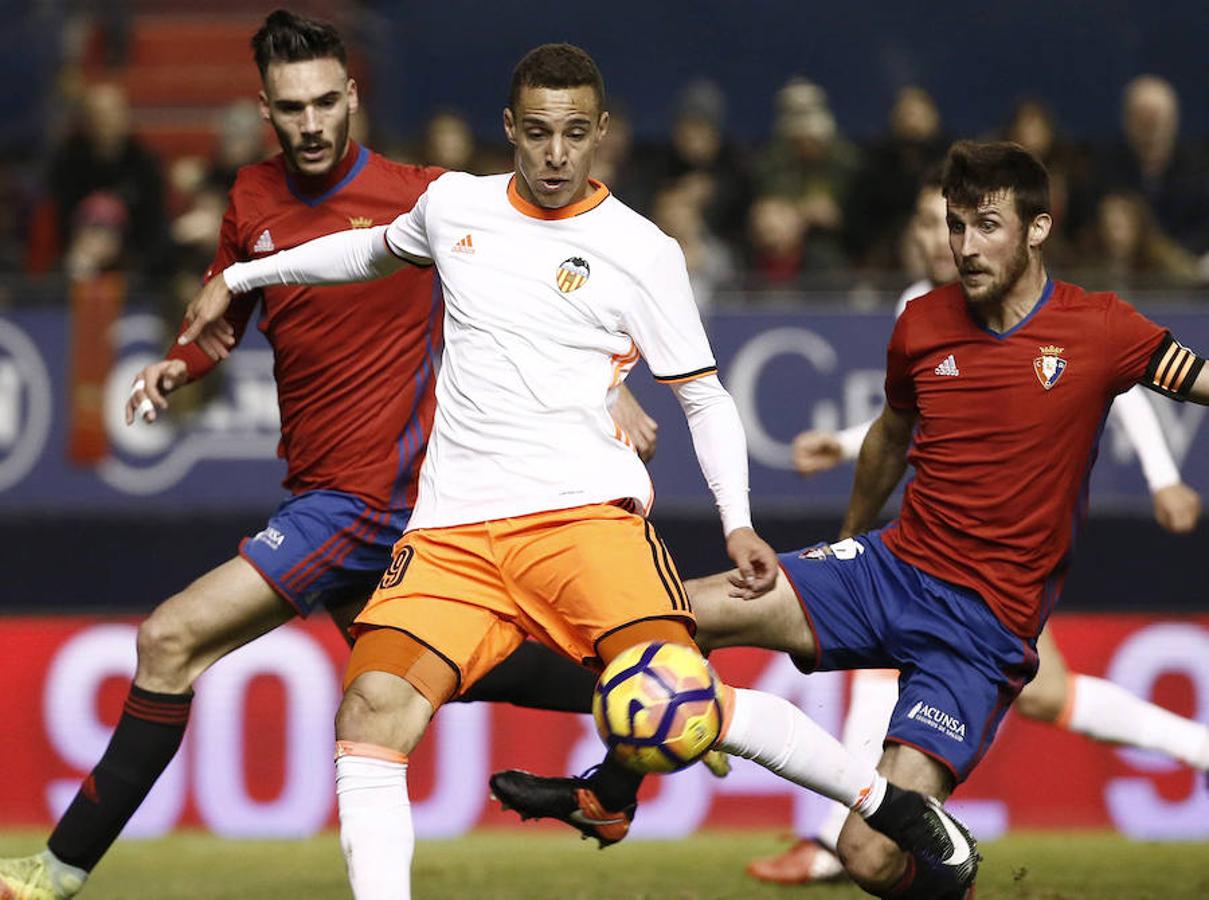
[880,279,1167,638]
[169,142,443,510]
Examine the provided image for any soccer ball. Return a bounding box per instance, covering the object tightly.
[592,640,724,773]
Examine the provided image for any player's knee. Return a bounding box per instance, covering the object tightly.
[135,604,198,691]
[684,573,737,653]
[1015,672,1067,723]
[336,672,432,753]
[836,827,905,891]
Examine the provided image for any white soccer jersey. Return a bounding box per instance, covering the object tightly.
[384,172,718,531]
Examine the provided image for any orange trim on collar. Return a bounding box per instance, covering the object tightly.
[507,176,610,220]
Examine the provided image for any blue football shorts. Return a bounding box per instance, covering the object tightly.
[778,528,1039,783]
[239,489,411,617]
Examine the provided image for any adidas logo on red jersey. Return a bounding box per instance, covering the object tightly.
[253,229,275,254]
[934,354,960,377]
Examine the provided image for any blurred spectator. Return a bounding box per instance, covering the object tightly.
[161,100,266,287]
[651,184,735,311]
[168,181,225,276]
[1078,191,1199,291]
[744,193,845,291]
[422,109,475,170]
[47,81,167,278]
[847,85,946,268]
[1003,97,1085,266]
[747,195,806,288]
[590,105,645,206]
[64,190,128,279]
[416,109,506,174]
[205,100,270,192]
[1094,75,1209,255]
[642,80,752,246]
[754,77,859,268]
[66,0,133,70]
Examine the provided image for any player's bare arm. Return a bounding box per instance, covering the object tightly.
[839,402,916,539]
[1184,357,1209,405]
[179,224,421,345]
[179,276,239,354]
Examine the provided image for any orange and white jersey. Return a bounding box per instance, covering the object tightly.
[384,172,718,531]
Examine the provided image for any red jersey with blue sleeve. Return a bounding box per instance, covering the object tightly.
[879,279,1167,638]
[168,143,443,510]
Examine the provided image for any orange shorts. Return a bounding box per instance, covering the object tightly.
[353,502,695,698]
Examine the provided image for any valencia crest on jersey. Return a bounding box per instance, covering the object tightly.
[1033,344,1068,390]
[556,256,590,293]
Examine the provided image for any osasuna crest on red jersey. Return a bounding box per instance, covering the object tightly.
[556,256,590,293]
[1033,344,1068,390]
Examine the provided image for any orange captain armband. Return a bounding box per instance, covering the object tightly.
[1144,334,1205,401]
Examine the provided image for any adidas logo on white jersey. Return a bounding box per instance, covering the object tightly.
[934,354,960,377]
[253,229,275,254]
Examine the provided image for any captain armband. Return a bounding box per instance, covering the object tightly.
[1143,334,1205,401]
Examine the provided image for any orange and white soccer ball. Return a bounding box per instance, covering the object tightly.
[592,640,724,773]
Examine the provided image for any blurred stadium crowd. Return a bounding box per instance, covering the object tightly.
[1,4,1208,322]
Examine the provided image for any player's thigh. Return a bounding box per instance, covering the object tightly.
[137,555,294,685]
[688,569,816,660]
[836,742,955,875]
[1015,624,1069,722]
[503,505,694,665]
[354,527,527,699]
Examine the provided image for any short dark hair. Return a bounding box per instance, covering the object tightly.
[251,9,347,78]
[509,43,605,112]
[941,140,1050,224]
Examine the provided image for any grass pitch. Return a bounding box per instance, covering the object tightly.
[2,830,1207,898]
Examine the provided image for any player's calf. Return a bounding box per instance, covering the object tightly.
[334,641,444,900]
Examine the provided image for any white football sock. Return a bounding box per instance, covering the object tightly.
[1066,674,1209,770]
[336,746,413,900]
[817,669,900,850]
[718,687,887,812]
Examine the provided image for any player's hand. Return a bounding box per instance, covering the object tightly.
[610,385,659,463]
[724,527,778,600]
[194,318,237,361]
[179,274,237,351]
[1152,482,1201,534]
[791,430,843,477]
[125,359,188,425]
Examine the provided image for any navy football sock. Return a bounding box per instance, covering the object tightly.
[48,685,191,871]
